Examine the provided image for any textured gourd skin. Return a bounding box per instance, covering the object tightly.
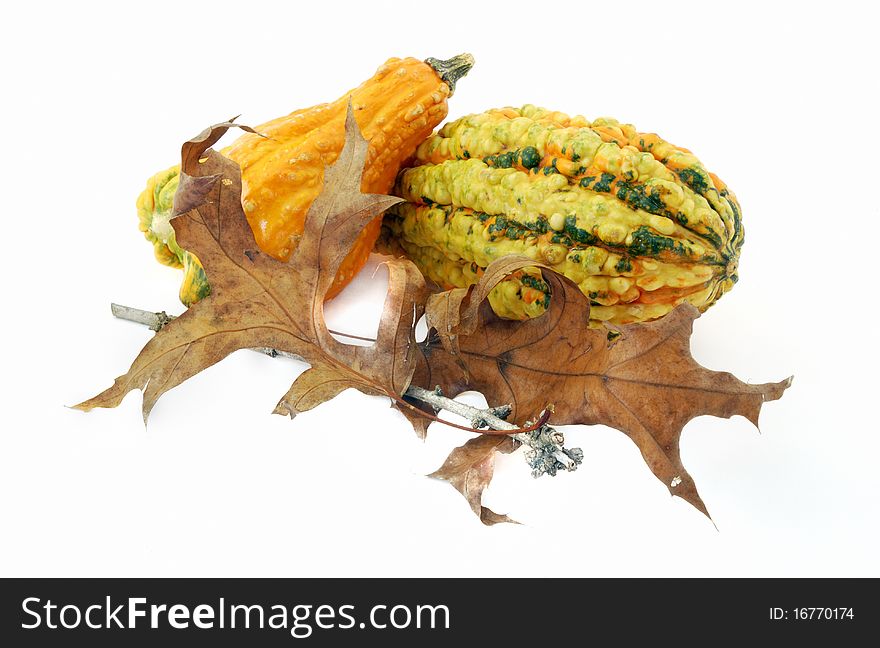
[378,105,743,325]
[138,55,473,306]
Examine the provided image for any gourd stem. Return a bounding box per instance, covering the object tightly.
[425,53,475,96]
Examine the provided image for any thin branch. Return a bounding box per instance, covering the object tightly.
[109,303,373,343]
[109,303,584,476]
[405,385,582,475]
[111,303,171,331]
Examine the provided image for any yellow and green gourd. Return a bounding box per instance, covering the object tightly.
[378,105,743,324]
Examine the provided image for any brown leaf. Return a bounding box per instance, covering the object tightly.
[430,434,518,525]
[77,104,426,421]
[418,256,791,517]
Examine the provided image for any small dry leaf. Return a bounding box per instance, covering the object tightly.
[430,434,518,525]
[419,256,791,517]
[77,104,427,421]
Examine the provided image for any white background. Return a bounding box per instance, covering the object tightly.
[1,0,878,577]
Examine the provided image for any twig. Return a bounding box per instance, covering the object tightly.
[110,303,171,331]
[404,385,582,475]
[109,303,583,476]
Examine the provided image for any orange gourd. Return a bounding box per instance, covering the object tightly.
[137,54,474,305]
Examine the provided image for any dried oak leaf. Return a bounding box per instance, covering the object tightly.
[417,256,791,517]
[430,434,519,525]
[77,105,427,421]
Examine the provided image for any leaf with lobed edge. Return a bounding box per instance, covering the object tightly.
[418,255,792,518]
[76,103,426,422]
